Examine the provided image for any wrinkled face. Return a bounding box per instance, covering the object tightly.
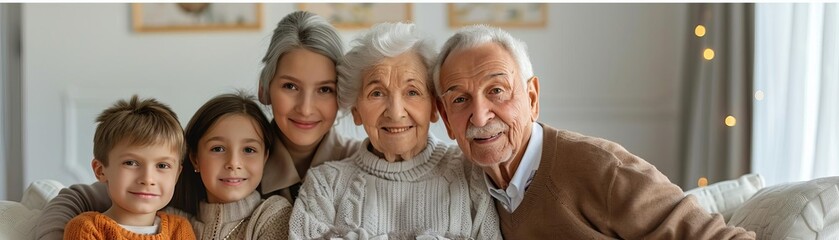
[351,52,438,161]
[192,114,268,203]
[269,48,338,150]
[94,141,181,218]
[437,43,539,167]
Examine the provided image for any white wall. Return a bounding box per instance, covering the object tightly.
[20,3,687,192]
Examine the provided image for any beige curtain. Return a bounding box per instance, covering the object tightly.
[678,3,753,189]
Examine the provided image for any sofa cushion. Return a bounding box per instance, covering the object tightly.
[0,201,42,239]
[0,179,64,240]
[20,179,64,210]
[684,173,764,221]
[727,176,839,239]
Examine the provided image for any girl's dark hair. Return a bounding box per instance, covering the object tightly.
[169,90,274,216]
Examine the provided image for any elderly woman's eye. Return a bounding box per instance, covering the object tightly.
[453,96,466,103]
[489,88,503,94]
[282,83,298,90]
[408,90,420,96]
[370,90,383,97]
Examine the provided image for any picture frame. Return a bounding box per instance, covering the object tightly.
[448,3,547,28]
[131,3,262,32]
[298,3,413,29]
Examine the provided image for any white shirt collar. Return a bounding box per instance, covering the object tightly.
[118,216,161,235]
[485,123,544,212]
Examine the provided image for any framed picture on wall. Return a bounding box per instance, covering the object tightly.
[448,3,547,28]
[132,3,262,32]
[298,3,413,29]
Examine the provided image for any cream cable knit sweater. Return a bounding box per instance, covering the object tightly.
[290,137,501,240]
[188,191,291,240]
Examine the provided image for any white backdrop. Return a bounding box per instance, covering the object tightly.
[14,3,687,199]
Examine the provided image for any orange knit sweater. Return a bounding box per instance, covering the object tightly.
[64,211,195,240]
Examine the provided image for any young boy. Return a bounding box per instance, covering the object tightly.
[64,95,195,239]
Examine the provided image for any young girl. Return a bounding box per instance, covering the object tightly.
[170,91,291,240]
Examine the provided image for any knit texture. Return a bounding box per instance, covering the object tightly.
[261,126,363,201]
[36,182,112,240]
[191,191,291,240]
[495,124,756,239]
[290,137,501,239]
[63,211,195,240]
[35,127,358,240]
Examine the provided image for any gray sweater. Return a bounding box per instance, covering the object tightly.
[289,137,501,239]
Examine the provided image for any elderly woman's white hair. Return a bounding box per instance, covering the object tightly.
[432,25,534,96]
[337,22,437,111]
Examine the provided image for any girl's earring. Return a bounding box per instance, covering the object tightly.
[194,169,199,173]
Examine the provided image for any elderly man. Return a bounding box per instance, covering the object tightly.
[432,25,756,239]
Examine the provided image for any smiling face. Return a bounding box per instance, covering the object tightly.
[268,48,338,150]
[437,43,539,167]
[93,141,181,224]
[192,114,268,203]
[351,51,438,162]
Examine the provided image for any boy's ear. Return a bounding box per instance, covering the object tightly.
[91,159,107,183]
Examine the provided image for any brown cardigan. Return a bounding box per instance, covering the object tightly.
[496,124,755,239]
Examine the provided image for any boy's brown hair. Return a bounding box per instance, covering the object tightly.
[93,95,185,166]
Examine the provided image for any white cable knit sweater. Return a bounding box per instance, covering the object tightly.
[289,137,501,240]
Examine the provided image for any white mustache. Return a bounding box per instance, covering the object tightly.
[466,119,509,139]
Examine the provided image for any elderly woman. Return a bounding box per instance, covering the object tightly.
[289,23,501,239]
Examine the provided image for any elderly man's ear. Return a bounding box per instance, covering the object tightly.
[430,100,439,123]
[528,76,540,122]
[436,99,456,140]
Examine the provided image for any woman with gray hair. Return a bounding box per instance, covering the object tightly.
[256,11,362,201]
[290,22,501,239]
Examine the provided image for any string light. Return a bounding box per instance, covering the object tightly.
[703,48,715,60]
[755,90,765,100]
[698,177,708,188]
[695,25,706,37]
[725,116,737,127]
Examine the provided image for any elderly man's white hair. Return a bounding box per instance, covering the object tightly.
[432,25,534,96]
[337,22,437,111]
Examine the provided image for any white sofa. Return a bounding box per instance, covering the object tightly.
[3,175,838,239]
[0,179,64,239]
